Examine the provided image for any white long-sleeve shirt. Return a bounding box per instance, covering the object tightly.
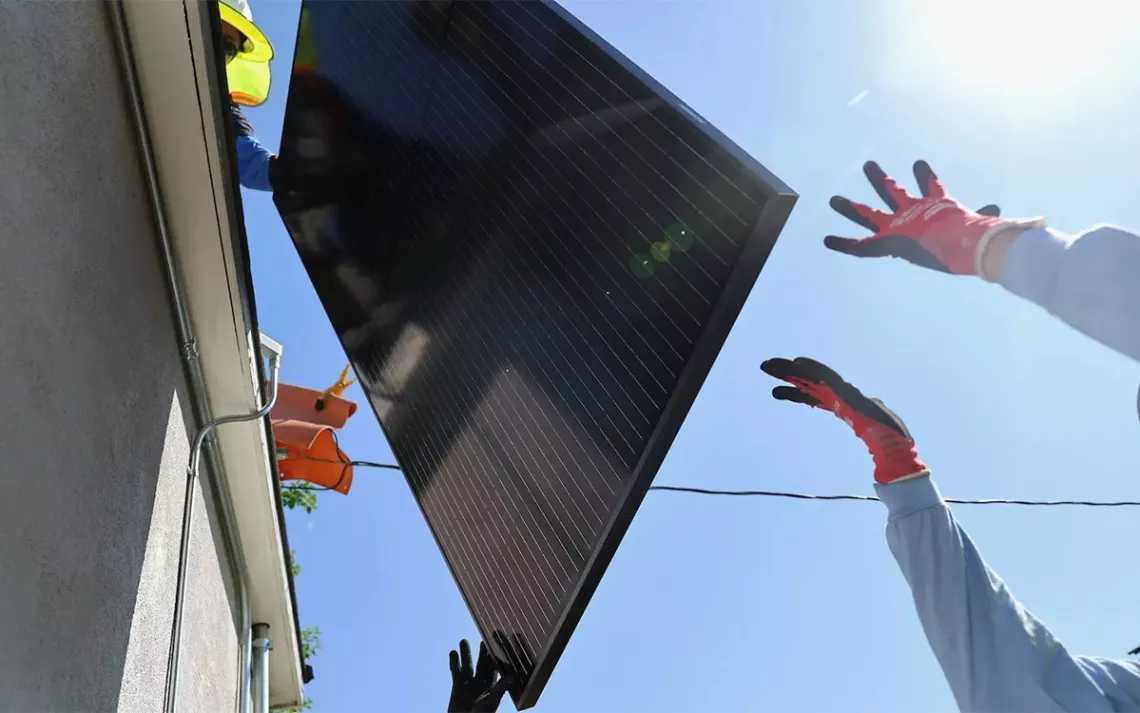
[883,224,1140,712]
[1000,225,1140,364]
[880,477,1140,712]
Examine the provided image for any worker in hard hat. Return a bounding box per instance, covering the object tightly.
[762,356,1140,712]
[824,160,1140,411]
[219,0,278,192]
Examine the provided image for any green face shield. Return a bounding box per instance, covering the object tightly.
[227,55,272,107]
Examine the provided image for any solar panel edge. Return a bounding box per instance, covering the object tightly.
[516,189,798,710]
[539,0,796,201]
[276,3,309,153]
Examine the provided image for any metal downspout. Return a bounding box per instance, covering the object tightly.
[251,623,273,713]
[107,3,265,712]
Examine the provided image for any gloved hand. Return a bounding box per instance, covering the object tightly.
[447,640,513,713]
[761,357,928,485]
[825,160,1043,280]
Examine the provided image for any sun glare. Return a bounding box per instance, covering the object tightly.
[910,0,1140,101]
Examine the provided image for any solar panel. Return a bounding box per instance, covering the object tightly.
[275,1,796,706]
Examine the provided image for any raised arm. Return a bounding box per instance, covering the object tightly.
[994,225,1140,363]
[229,102,276,193]
[879,476,1140,712]
[762,356,1140,712]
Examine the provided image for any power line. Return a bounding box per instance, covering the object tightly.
[647,485,1140,507]
[280,460,1140,508]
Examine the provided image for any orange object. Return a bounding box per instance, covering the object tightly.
[316,364,356,408]
[270,377,359,495]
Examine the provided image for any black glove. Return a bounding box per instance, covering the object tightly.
[447,640,513,713]
[268,154,280,192]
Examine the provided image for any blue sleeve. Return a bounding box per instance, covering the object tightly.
[877,477,1140,712]
[230,103,275,193]
[236,136,274,193]
[999,225,1140,364]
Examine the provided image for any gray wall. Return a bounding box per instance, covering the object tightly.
[0,2,240,711]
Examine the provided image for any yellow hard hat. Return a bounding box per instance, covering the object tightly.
[219,0,273,107]
[218,0,274,63]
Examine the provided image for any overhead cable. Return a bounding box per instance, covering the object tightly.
[280,461,1140,508]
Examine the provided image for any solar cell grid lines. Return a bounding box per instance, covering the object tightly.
[276,0,796,706]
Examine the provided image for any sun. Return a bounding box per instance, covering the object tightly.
[907,0,1140,101]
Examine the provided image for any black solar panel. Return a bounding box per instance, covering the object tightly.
[275,1,796,706]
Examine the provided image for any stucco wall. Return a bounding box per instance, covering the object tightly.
[0,2,240,711]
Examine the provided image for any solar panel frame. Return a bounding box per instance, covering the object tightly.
[275,1,796,707]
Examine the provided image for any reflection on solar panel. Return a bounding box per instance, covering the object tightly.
[275,1,796,706]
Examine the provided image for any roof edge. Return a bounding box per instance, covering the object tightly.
[195,0,311,699]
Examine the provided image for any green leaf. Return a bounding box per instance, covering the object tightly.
[282,483,318,513]
[300,626,323,660]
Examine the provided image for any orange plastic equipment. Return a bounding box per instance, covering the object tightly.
[270,369,359,495]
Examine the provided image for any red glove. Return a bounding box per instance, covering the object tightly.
[761,357,927,485]
[825,161,1043,279]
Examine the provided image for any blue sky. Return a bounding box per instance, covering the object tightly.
[240,1,1140,710]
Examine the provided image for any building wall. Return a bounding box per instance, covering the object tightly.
[0,2,240,711]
